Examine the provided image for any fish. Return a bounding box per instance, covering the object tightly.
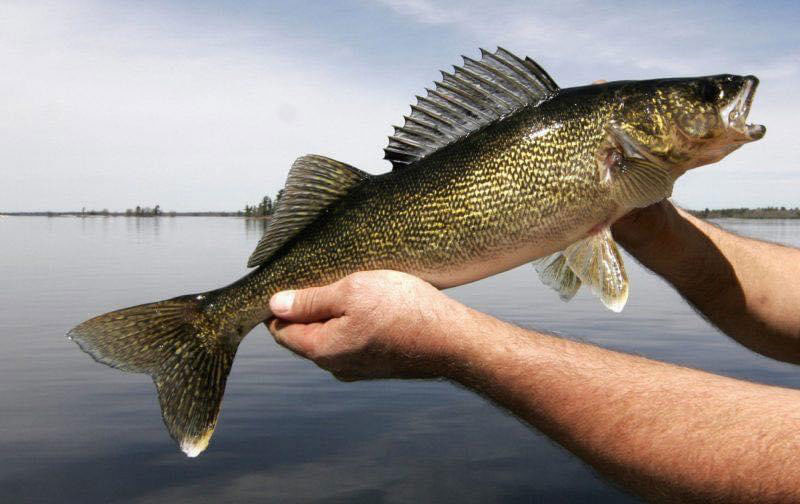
[68,48,766,457]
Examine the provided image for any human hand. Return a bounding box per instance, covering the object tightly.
[267,270,472,381]
[611,199,677,252]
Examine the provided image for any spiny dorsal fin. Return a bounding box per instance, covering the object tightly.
[384,47,560,169]
[247,155,370,268]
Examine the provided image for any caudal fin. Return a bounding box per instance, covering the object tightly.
[67,293,238,457]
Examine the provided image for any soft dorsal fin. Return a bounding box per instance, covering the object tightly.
[247,155,370,268]
[384,47,560,169]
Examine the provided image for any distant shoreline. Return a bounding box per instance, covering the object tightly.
[686,208,800,219]
[0,211,271,220]
[1,208,799,220]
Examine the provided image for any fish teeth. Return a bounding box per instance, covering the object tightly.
[722,80,752,131]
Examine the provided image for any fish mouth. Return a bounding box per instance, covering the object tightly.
[723,76,765,140]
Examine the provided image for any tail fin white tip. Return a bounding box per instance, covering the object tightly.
[180,430,213,458]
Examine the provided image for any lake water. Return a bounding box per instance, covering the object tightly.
[1,216,798,503]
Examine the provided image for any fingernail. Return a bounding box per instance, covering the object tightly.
[270,290,295,315]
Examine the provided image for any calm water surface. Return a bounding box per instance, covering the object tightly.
[1,217,798,503]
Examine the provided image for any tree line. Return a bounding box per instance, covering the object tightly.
[688,207,800,219]
[77,205,163,216]
[243,190,284,217]
[123,205,162,216]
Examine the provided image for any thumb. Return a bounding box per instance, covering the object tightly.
[270,283,345,323]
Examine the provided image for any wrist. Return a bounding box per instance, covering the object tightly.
[437,307,528,384]
[426,301,486,380]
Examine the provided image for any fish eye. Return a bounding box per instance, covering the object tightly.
[698,81,719,103]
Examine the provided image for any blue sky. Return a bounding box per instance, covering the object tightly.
[1,0,798,211]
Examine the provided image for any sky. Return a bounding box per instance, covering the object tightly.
[1,0,798,212]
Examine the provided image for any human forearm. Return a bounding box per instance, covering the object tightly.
[614,202,800,363]
[447,311,800,502]
[268,271,800,501]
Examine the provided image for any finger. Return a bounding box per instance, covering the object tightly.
[268,318,326,359]
[269,282,346,323]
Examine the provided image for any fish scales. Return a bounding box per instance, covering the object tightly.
[214,87,616,333]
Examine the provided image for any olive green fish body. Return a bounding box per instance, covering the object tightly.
[221,86,626,332]
[68,48,766,456]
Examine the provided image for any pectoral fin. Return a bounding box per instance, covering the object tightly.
[612,156,675,209]
[606,124,676,209]
[562,228,629,312]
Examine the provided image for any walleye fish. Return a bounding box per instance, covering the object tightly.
[68,48,766,456]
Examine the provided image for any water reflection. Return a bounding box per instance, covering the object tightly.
[0,216,797,503]
[243,217,269,239]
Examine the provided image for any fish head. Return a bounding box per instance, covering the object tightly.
[612,75,765,174]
